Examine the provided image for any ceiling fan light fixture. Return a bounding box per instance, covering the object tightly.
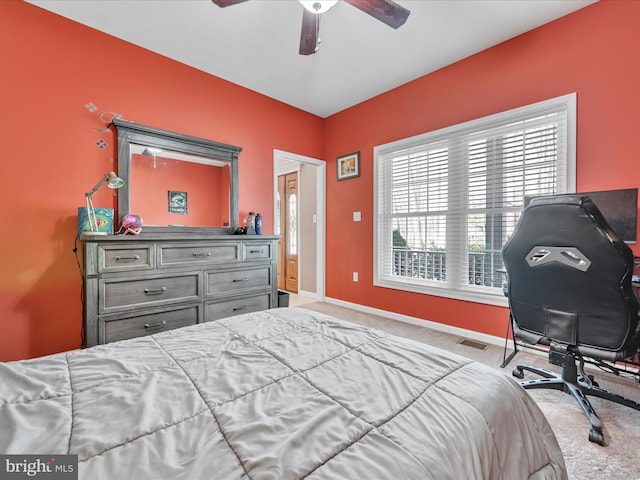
[299,0,338,14]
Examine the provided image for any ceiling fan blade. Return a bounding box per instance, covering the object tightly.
[211,0,249,7]
[299,9,319,55]
[344,0,410,29]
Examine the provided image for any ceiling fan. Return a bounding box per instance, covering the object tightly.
[211,0,410,55]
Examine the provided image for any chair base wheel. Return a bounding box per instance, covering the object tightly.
[589,428,604,446]
[510,357,640,445]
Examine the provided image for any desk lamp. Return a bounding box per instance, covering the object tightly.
[84,172,125,235]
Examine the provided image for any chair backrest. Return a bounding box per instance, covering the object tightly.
[502,195,639,360]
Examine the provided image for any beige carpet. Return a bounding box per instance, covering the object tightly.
[300,302,640,479]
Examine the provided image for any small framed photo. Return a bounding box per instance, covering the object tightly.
[168,191,188,215]
[337,151,360,181]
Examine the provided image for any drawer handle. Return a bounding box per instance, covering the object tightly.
[192,252,212,257]
[144,321,167,329]
[233,277,249,283]
[144,287,167,295]
[249,249,265,254]
[115,255,140,261]
[232,305,248,311]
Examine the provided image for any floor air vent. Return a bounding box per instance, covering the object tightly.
[457,338,489,351]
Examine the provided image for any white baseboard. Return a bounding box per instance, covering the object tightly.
[297,289,318,301]
[324,296,508,348]
[323,298,640,366]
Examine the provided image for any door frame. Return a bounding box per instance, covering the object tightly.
[273,149,326,302]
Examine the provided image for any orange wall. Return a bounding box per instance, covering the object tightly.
[2,0,638,362]
[323,0,640,339]
[0,1,323,361]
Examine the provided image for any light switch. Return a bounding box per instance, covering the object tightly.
[353,272,359,282]
[353,211,361,222]
[312,214,317,224]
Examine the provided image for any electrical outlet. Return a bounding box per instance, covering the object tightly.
[353,272,359,282]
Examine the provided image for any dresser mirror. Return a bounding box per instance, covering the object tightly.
[113,119,241,233]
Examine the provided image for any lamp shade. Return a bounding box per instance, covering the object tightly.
[106,172,125,189]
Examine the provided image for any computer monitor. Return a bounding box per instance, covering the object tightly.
[524,188,638,244]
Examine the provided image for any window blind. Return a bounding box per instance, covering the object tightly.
[374,94,576,306]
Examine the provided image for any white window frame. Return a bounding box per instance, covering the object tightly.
[373,93,576,306]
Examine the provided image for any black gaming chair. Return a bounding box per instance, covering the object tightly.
[502,195,640,445]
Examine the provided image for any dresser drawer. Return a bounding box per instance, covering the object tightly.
[243,242,273,262]
[98,244,154,273]
[100,273,200,313]
[205,266,271,296]
[158,243,240,268]
[205,293,271,321]
[102,304,199,343]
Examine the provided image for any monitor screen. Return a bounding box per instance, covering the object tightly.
[524,188,638,244]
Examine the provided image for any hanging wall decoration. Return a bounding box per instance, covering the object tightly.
[168,191,188,214]
[337,151,360,181]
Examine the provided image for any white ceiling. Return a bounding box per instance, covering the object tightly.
[27,0,595,118]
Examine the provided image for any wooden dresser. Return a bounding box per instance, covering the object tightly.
[81,233,278,347]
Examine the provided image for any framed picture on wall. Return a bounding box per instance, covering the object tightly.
[168,191,188,214]
[337,151,360,181]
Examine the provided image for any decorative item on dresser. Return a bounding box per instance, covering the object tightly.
[112,118,241,232]
[77,171,125,235]
[80,232,278,347]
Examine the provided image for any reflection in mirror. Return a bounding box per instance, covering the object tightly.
[130,144,230,227]
[113,119,241,233]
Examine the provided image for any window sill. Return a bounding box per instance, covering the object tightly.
[374,277,509,308]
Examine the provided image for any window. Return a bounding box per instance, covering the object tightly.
[288,191,298,256]
[374,94,576,306]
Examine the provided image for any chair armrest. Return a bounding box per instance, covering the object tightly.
[496,268,508,297]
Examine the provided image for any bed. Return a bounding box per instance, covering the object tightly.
[0,307,566,479]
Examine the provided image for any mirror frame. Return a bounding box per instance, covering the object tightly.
[112,118,241,234]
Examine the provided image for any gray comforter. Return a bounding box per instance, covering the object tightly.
[0,307,566,479]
